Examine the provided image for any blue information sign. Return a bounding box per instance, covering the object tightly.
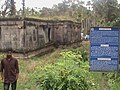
[90,27,119,72]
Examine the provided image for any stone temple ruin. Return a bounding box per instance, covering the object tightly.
[0,17,81,58]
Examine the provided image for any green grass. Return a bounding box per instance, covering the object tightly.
[0,41,120,90]
[18,49,61,90]
[0,49,61,90]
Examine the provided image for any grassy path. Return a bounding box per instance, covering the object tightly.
[0,48,62,90]
[18,48,62,90]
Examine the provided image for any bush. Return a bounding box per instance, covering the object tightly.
[107,17,120,27]
[30,49,95,90]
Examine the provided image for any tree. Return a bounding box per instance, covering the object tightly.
[86,1,92,10]
[22,0,25,16]
[1,0,16,17]
[92,0,119,22]
[9,0,16,16]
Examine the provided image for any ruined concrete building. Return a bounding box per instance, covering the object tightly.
[0,18,81,58]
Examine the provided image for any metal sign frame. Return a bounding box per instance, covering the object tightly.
[90,27,119,72]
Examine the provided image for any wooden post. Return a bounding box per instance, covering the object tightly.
[106,79,110,90]
[100,73,105,90]
[100,73,110,90]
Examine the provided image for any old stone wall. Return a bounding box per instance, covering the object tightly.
[53,21,81,45]
[23,20,54,52]
[0,18,81,54]
[0,19,24,52]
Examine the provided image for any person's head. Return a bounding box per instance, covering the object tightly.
[6,50,12,58]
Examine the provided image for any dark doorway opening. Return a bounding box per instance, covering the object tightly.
[0,27,1,39]
[48,28,51,42]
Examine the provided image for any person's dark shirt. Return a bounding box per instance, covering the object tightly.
[0,57,19,83]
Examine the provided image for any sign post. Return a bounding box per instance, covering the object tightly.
[90,27,119,72]
[90,27,119,90]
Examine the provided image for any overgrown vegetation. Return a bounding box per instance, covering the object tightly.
[0,0,91,21]
[0,42,120,90]
[107,17,120,27]
[29,49,95,90]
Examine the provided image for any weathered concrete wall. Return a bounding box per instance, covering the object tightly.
[0,19,24,52]
[23,19,54,52]
[0,18,81,54]
[53,21,81,45]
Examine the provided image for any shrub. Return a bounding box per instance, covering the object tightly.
[30,49,94,90]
